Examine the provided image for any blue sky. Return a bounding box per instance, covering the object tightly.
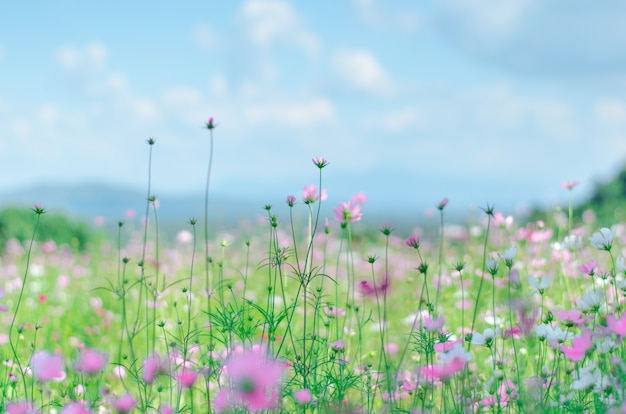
[2,0,626,217]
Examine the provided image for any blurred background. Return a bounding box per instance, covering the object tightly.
[1,0,626,234]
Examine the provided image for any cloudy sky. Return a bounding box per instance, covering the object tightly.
[2,0,626,218]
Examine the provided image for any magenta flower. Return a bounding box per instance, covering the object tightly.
[214,348,285,413]
[112,393,136,413]
[561,332,593,362]
[358,277,389,297]
[31,351,65,382]
[285,195,296,207]
[5,401,40,414]
[405,235,420,249]
[333,201,362,224]
[177,368,198,389]
[579,260,597,276]
[328,339,345,351]
[293,389,312,405]
[75,348,108,374]
[205,117,216,130]
[607,314,626,337]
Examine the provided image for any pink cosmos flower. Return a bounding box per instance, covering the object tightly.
[143,353,169,384]
[31,351,65,382]
[433,338,463,353]
[177,368,198,389]
[312,157,328,168]
[358,277,389,297]
[553,309,593,327]
[418,358,465,382]
[61,402,93,414]
[437,197,449,210]
[214,348,285,413]
[333,201,362,224]
[351,192,367,204]
[323,306,346,317]
[561,332,593,362]
[562,180,579,190]
[5,401,40,414]
[328,339,345,351]
[405,235,420,249]
[302,185,327,204]
[112,393,136,413]
[76,348,108,374]
[607,314,626,337]
[293,389,312,405]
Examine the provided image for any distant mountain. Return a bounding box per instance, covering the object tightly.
[0,183,261,234]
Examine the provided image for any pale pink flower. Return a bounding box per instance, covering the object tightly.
[75,348,108,374]
[293,388,312,405]
[358,277,389,297]
[418,358,465,382]
[333,201,362,224]
[214,348,285,413]
[562,180,580,190]
[328,339,345,351]
[312,157,328,168]
[143,353,169,384]
[553,309,593,327]
[112,393,136,413]
[302,185,327,204]
[323,306,345,317]
[31,351,65,382]
[437,197,449,210]
[351,192,367,204]
[158,404,173,414]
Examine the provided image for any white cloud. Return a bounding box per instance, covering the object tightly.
[56,42,108,70]
[373,107,422,133]
[193,24,217,49]
[39,105,59,124]
[332,49,393,96]
[239,0,319,56]
[13,119,31,137]
[352,0,421,32]
[244,98,334,126]
[595,98,626,124]
[431,1,626,75]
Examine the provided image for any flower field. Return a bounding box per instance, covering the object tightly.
[2,128,626,413]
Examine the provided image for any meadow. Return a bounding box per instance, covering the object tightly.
[1,121,626,413]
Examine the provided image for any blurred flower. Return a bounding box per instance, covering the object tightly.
[561,332,593,362]
[112,393,136,413]
[562,180,580,190]
[588,228,613,251]
[333,201,362,224]
[437,197,449,210]
[213,347,284,413]
[405,235,420,249]
[75,348,108,374]
[293,389,312,405]
[528,276,552,296]
[312,157,328,169]
[31,351,65,382]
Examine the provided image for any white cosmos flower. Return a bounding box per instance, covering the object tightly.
[486,258,499,275]
[534,324,574,343]
[528,276,552,296]
[499,246,518,267]
[617,256,626,274]
[575,291,605,312]
[471,327,500,346]
[588,228,613,251]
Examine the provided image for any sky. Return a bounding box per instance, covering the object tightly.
[2,0,626,219]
